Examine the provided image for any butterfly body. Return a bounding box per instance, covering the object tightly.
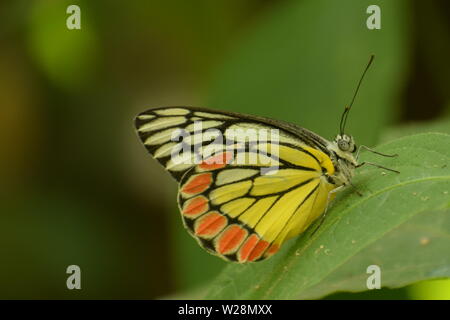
[135,106,360,263]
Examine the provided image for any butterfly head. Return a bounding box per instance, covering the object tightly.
[327,134,358,187]
[335,134,356,153]
[330,134,357,166]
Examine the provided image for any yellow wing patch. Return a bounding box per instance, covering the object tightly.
[250,169,318,196]
[216,169,259,186]
[210,180,253,205]
[220,198,256,218]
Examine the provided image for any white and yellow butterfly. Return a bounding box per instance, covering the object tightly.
[134,56,397,263]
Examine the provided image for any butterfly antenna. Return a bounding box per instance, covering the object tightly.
[339,54,375,135]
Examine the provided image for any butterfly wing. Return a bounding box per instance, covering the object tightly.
[134,106,333,181]
[135,106,338,262]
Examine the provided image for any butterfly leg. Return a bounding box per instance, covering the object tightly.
[356,161,400,174]
[356,145,398,161]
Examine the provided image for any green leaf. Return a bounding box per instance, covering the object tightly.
[381,117,450,142]
[205,133,450,299]
[299,209,450,299]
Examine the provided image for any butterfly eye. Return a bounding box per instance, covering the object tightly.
[338,139,350,151]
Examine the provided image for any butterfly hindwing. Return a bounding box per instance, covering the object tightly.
[177,148,336,262]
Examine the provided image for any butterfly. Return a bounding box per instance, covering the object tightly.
[134,55,398,263]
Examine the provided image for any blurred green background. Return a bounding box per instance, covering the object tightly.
[0,0,449,299]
